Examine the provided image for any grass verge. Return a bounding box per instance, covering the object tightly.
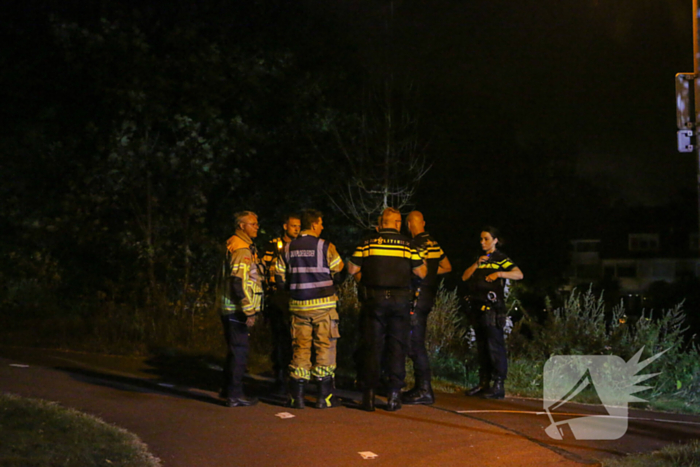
[602,440,700,467]
[0,392,161,467]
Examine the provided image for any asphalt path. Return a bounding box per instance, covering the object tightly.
[1,346,699,467]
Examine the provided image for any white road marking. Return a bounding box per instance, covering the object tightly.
[456,410,700,426]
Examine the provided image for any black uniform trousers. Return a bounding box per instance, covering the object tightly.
[221,313,250,398]
[361,288,412,391]
[471,300,508,381]
[408,293,436,383]
[266,290,292,381]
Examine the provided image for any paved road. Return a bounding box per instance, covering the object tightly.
[1,346,699,467]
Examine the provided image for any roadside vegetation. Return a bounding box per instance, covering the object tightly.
[0,392,160,467]
[506,286,700,413]
[3,278,700,414]
[602,440,700,467]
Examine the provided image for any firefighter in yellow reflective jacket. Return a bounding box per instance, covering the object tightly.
[275,209,344,409]
[220,211,263,407]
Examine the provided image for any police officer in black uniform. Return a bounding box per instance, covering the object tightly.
[402,211,452,405]
[461,226,523,399]
[261,213,301,391]
[347,207,427,412]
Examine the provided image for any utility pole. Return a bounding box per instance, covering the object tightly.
[675,1,700,250]
[694,0,700,250]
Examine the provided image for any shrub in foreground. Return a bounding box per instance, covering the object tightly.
[0,392,160,467]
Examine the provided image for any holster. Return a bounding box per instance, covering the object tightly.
[469,299,507,328]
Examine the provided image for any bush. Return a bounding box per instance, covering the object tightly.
[507,286,700,408]
[426,283,471,387]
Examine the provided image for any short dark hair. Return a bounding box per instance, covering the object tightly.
[301,209,323,230]
[283,213,301,224]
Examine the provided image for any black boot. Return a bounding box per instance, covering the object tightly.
[401,384,421,401]
[402,379,434,405]
[466,375,491,397]
[286,378,307,409]
[361,389,375,412]
[482,378,505,399]
[315,376,340,409]
[226,395,258,407]
[386,390,402,412]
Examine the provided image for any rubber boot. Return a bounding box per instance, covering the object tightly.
[286,378,307,409]
[386,390,402,412]
[402,379,434,405]
[315,376,340,409]
[482,378,505,399]
[466,375,491,397]
[361,389,375,412]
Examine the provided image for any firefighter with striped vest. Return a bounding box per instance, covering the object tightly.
[347,207,427,412]
[220,211,264,407]
[402,211,452,405]
[275,209,344,409]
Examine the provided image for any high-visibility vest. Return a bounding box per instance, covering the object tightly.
[285,235,335,301]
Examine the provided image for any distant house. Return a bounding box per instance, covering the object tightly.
[565,208,700,295]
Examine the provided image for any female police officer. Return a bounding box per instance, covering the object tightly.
[461,227,523,399]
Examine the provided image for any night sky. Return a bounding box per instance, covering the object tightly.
[307,0,696,205]
[3,0,698,295]
[300,0,699,279]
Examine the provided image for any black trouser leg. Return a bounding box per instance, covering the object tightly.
[485,324,507,380]
[474,322,493,379]
[408,297,434,383]
[362,291,411,391]
[268,302,292,380]
[362,299,387,390]
[221,314,249,398]
[385,298,410,391]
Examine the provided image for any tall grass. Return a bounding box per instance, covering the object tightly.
[508,286,700,409]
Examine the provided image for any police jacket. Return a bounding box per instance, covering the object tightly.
[465,249,516,303]
[221,232,263,316]
[350,228,423,289]
[411,231,447,296]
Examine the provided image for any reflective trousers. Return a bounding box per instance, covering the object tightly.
[289,306,340,380]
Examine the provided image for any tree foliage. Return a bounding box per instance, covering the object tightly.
[0,0,359,325]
